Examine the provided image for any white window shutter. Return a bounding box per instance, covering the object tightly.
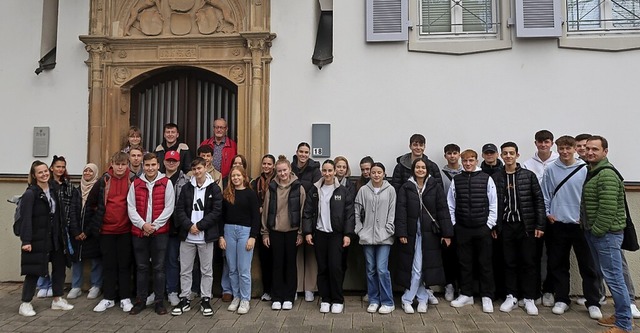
[366,0,408,42]
[515,0,562,37]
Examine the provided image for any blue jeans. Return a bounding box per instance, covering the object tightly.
[363,245,393,307]
[585,231,632,331]
[165,235,181,294]
[71,258,103,289]
[37,276,51,290]
[224,224,254,301]
[221,254,232,294]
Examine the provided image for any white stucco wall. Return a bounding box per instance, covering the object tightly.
[0,0,89,175]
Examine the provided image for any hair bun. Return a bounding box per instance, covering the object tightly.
[278,155,287,161]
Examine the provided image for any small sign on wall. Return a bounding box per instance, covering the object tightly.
[33,127,50,157]
[312,123,330,158]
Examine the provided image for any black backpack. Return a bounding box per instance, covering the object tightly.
[8,194,24,237]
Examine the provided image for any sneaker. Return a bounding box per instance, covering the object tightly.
[451,295,474,308]
[238,300,250,314]
[402,302,415,314]
[272,301,282,310]
[631,304,640,319]
[46,288,53,297]
[445,284,455,302]
[146,293,155,306]
[261,293,272,301]
[129,300,146,315]
[589,305,603,320]
[320,302,331,313]
[201,297,213,316]
[576,297,587,306]
[427,289,439,305]
[362,294,369,302]
[331,303,343,313]
[500,295,518,313]
[282,301,293,310]
[482,297,493,313]
[51,298,74,311]
[67,288,82,299]
[19,302,36,317]
[367,303,379,313]
[155,301,167,315]
[378,305,395,314]
[93,299,115,312]
[171,298,191,316]
[167,292,180,306]
[542,293,555,307]
[222,293,233,302]
[524,299,538,316]
[417,302,428,313]
[535,297,542,305]
[120,298,133,312]
[600,296,607,305]
[597,315,616,328]
[305,290,315,302]
[36,288,48,298]
[552,302,569,315]
[228,298,240,312]
[518,299,525,307]
[87,286,101,299]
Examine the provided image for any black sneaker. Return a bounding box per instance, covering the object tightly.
[129,299,146,315]
[171,298,191,316]
[155,300,167,315]
[201,297,213,316]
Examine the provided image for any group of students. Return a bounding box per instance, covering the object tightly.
[15,124,638,330]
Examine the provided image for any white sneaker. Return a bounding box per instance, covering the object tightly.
[500,295,518,313]
[146,292,155,306]
[524,299,538,316]
[552,302,569,315]
[482,297,493,313]
[261,293,272,301]
[367,303,379,313]
[331,303,343,313]
[378,305,395,314]
[427,289,439,305]
[362,294,369,302]
[93,299,115,312]
[445,284,455,302]
[282,301,293,310]
[320,302,331,313]
[228,298,240,312]
[542,293,555,307]
[168,292,180,306]
[19,302,36,317]
[576,297,587,306]
[120,298,133,312]
[271,301,282,310]
[51,298,74,311]
[631,304,640,319]
[87,286,101,299]
[238,300,250,314]
[417,302,428,313]
[67,288,82,299]
[535,297,541,305]
[451,295,474,308]
[46,288,53,297]
[36,289,48,298]
[304,290,315,302]
[588,305,602,319]
[402,302,415,314]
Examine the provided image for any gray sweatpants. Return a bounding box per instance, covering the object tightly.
[179,241,214,299]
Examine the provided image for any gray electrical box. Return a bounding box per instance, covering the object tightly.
[33,127,50,157]
[311,124,330,158]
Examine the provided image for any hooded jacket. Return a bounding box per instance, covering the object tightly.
[481,159,504,176]
[541,158,587,224]
[175,173,223,243]
[262,174,306,236]
[91,167,133,235]
[127,172,175,237]
[522,151,560,184]
[391,154,442,192]
[354,180,396,245]
[302,177,355,236]
[291,155,321,194]
[582,158,626,237]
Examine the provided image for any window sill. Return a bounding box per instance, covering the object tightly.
[408,37,512,55]
[559,34,640,51]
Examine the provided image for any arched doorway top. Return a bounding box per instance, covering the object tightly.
[121,65,237,90]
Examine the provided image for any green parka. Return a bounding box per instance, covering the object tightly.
[582,158,626,237]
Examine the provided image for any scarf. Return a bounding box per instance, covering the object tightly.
[81,163,99,206]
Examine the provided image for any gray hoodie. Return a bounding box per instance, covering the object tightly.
[354,180,396,245]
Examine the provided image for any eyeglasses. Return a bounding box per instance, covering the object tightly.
[214,126,227,130]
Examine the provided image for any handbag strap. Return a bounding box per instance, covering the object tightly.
[553,164,586,197]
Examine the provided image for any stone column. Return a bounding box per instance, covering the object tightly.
[85,42,107,168]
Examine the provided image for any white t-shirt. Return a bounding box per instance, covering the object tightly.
[316,184,334,233]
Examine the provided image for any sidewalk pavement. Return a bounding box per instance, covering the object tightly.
[0,282,627,332]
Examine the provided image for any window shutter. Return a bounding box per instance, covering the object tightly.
[515,0,562,37]
[366,0,409,42]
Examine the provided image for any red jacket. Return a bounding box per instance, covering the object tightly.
[131,177,170,237]
[100,168,132,235]
[199,136,237,178]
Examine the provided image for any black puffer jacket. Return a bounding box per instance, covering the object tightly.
[453,171,491,228]
[174,182,223,242]
[395,177,453,288]
[491,165,546,233]
[302,179,355,236]
[69,185,101,260]
[291,156,321,194]
[391,154,442,192]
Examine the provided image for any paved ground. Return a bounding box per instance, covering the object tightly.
[0,282,628,332]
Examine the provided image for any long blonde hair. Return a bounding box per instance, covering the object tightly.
[223,166,252,204]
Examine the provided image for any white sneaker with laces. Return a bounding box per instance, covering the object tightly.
[228,298,240,312]
[331,303,343,313]
[451,295,474,308]
[238,300,250,314]
[417,302,428,313]
[482,297,493,313]
[631,304,640,319]
[261,293,272,301]
[524,299,538,316]
[378,305,395,314]
[305,291,315,302]
[146,292,155,306]
[445,284,455,302]
[552,302,569,315]
[19,302,36,317]
[93,299,115,312]
[46,288,53,297]
[542,293,554,307]
[500,295,518,312]
[271,301,282,310]
[320,302,331,313]
[402,302,414,314]
[87,286,101,299]
[167,292,180,306]
[120,298,133,312]
[67,287,82,299]
[367,303,379,313]
[427,289,439,305]
[51,298,74,311]
[282,301,293,310]
[588,305,602,319]
[576,297,587,306]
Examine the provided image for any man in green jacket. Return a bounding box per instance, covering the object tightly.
[582,135,632,333]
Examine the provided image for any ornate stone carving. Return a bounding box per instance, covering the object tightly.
[120,94,130,114]
[170,13,192,35]
[195,0,237,34]
[168,0,195,12]
[255,0,262,5]
[232,48,242,56]
[118,50,128,58]
[124,0,164,36]
[229,65,245,83]
[113,67,131,85]
[158,47,197,59]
